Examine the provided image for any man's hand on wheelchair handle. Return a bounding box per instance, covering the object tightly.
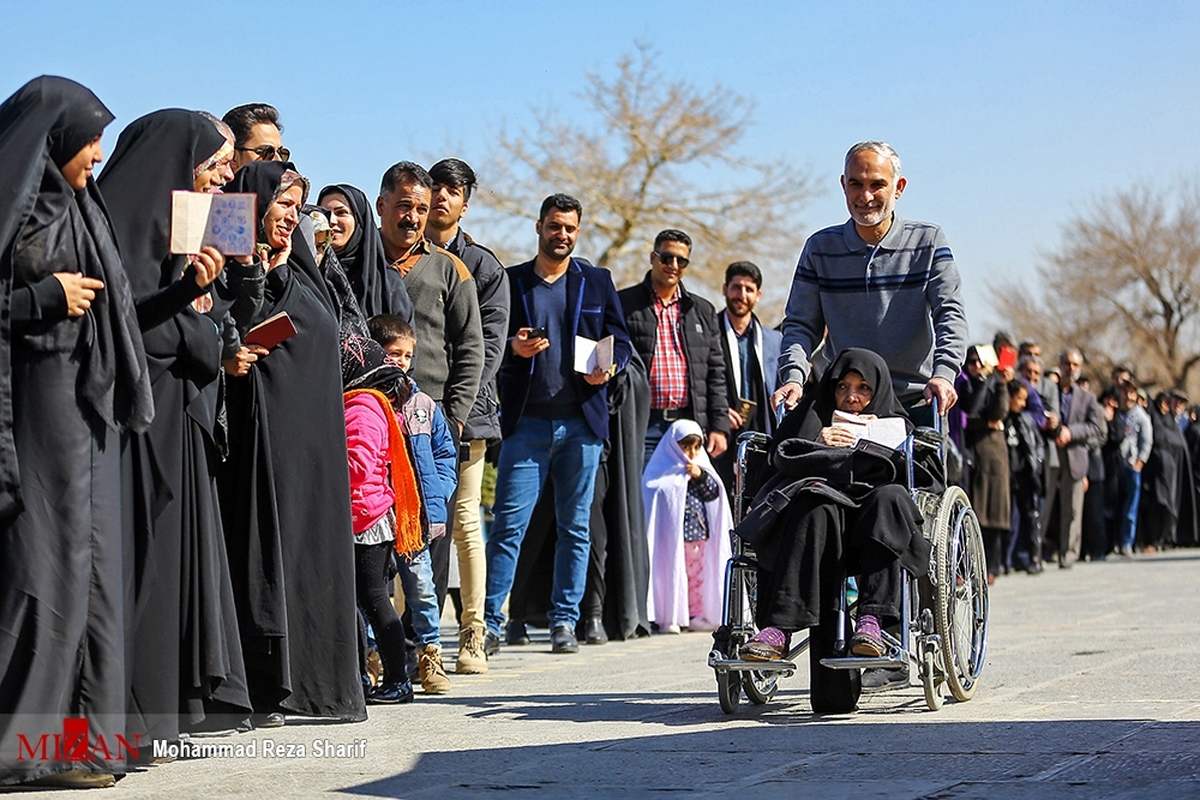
[924,376,957,412]
[771,382,804,414]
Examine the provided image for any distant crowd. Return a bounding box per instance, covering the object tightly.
[952,336,1198,583]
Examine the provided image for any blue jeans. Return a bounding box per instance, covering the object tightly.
[398,546,441,648]
[1119,466,1142,550]
[485,416,603,634]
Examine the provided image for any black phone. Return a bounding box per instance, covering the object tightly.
[527,327,548,340]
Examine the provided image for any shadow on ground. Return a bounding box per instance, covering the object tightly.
[334,711,1200,799]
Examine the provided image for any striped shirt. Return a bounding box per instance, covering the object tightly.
[778,215,968,402]
[649,292,689,409]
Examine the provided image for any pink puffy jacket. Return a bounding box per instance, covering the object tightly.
[345,393,394,534]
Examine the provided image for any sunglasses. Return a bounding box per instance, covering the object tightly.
[236,144,291,162]
[654,252,689,268]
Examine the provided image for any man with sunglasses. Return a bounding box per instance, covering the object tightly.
[619,229,730,467]
[222,103,289,172]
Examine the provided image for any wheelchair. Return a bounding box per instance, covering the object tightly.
[707,408,989,713]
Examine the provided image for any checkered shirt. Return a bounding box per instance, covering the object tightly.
[649,293,689,410]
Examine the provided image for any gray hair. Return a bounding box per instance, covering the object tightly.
[844,141,902,180]
[197,110,234,143]
[1017,355,1042,371]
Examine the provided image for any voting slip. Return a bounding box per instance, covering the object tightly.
[169,191,257,256]
[574,335,614,374]
[831,409,908,450]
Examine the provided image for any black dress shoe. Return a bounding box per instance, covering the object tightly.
[250,712,285,728]
[550,624,579,654]
[861,665,908,692]
[367,680,414,704]
[506,619,531,646]
[484,629,501,657]
[583,616,608,645]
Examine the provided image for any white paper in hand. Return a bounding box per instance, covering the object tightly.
[831,410,908,450]
[169,191,257,256]
[574,335,614,374]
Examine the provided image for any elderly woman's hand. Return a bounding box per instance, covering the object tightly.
[817,425,858,448]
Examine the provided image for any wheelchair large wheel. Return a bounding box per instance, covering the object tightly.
[931,486,989,702]
[808,617,861,713]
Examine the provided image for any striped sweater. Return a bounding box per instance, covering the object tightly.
[778,215,968,402]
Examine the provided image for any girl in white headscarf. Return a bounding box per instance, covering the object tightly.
[643,419,733,633]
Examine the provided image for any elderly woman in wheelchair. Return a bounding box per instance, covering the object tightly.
[740,348,929,662]
[711,348,987,713]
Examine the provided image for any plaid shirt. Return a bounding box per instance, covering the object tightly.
[649,292,689,409]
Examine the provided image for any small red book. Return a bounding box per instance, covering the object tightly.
[244,312,297,350]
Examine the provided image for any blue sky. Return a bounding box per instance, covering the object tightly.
[6,1,1198,337]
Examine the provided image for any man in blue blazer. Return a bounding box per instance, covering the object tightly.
[714,261,782,493]
[485,193,633,654]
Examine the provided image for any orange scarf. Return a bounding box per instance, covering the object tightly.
[344,389,424,559]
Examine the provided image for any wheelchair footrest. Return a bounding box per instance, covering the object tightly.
[708,651,796,675]
[818,654,909,671]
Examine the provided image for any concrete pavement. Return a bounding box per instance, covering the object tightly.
[34,550,1200,798]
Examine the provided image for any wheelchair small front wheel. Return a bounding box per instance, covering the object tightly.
[922,649,944,711]
[717,669,742,714]
[743,670,779,705]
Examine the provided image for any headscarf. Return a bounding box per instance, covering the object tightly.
[341,334,423,557]
[642,418,733,629]
[781,348,907,442]
[317,183,392,315]
[305,202,370,342]
[0,77,153,516]
[341,332,409,398]
[227,160,310,251]
[98,108,229,297]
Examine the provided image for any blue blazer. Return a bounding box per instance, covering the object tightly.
[499,258,633,441]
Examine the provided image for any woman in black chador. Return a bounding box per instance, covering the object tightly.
[98,108,260,743]
[0,76,154,787]
[317,183,413,320]
[219,161,366,724]
[734,349,931,709]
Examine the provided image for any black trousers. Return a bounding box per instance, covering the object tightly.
[756,485,919,632]
[355,542,407,683]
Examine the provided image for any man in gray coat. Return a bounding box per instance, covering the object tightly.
[1040,349,1107,568]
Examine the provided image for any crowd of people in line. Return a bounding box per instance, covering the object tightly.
[0,75,1192,789]
[952,337,1200,582]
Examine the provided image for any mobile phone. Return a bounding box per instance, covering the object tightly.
[527,327,548,340]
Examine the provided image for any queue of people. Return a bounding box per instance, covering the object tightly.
[0,75,1194,788]
[954,341,1199,584]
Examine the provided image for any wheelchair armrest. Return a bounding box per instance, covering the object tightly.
[736,431,772,449]
[912,427,944,450]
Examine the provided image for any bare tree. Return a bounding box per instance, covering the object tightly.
[993,181,1200,395]
[476,44,816,311]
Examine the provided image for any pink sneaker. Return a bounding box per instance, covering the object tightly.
[851,615,885,657]
[742,627,786,661]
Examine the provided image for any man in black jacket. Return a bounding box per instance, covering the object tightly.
[427,158,510,673]
[618,229,729,467]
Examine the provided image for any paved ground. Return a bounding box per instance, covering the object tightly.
[28,550,1200,798]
